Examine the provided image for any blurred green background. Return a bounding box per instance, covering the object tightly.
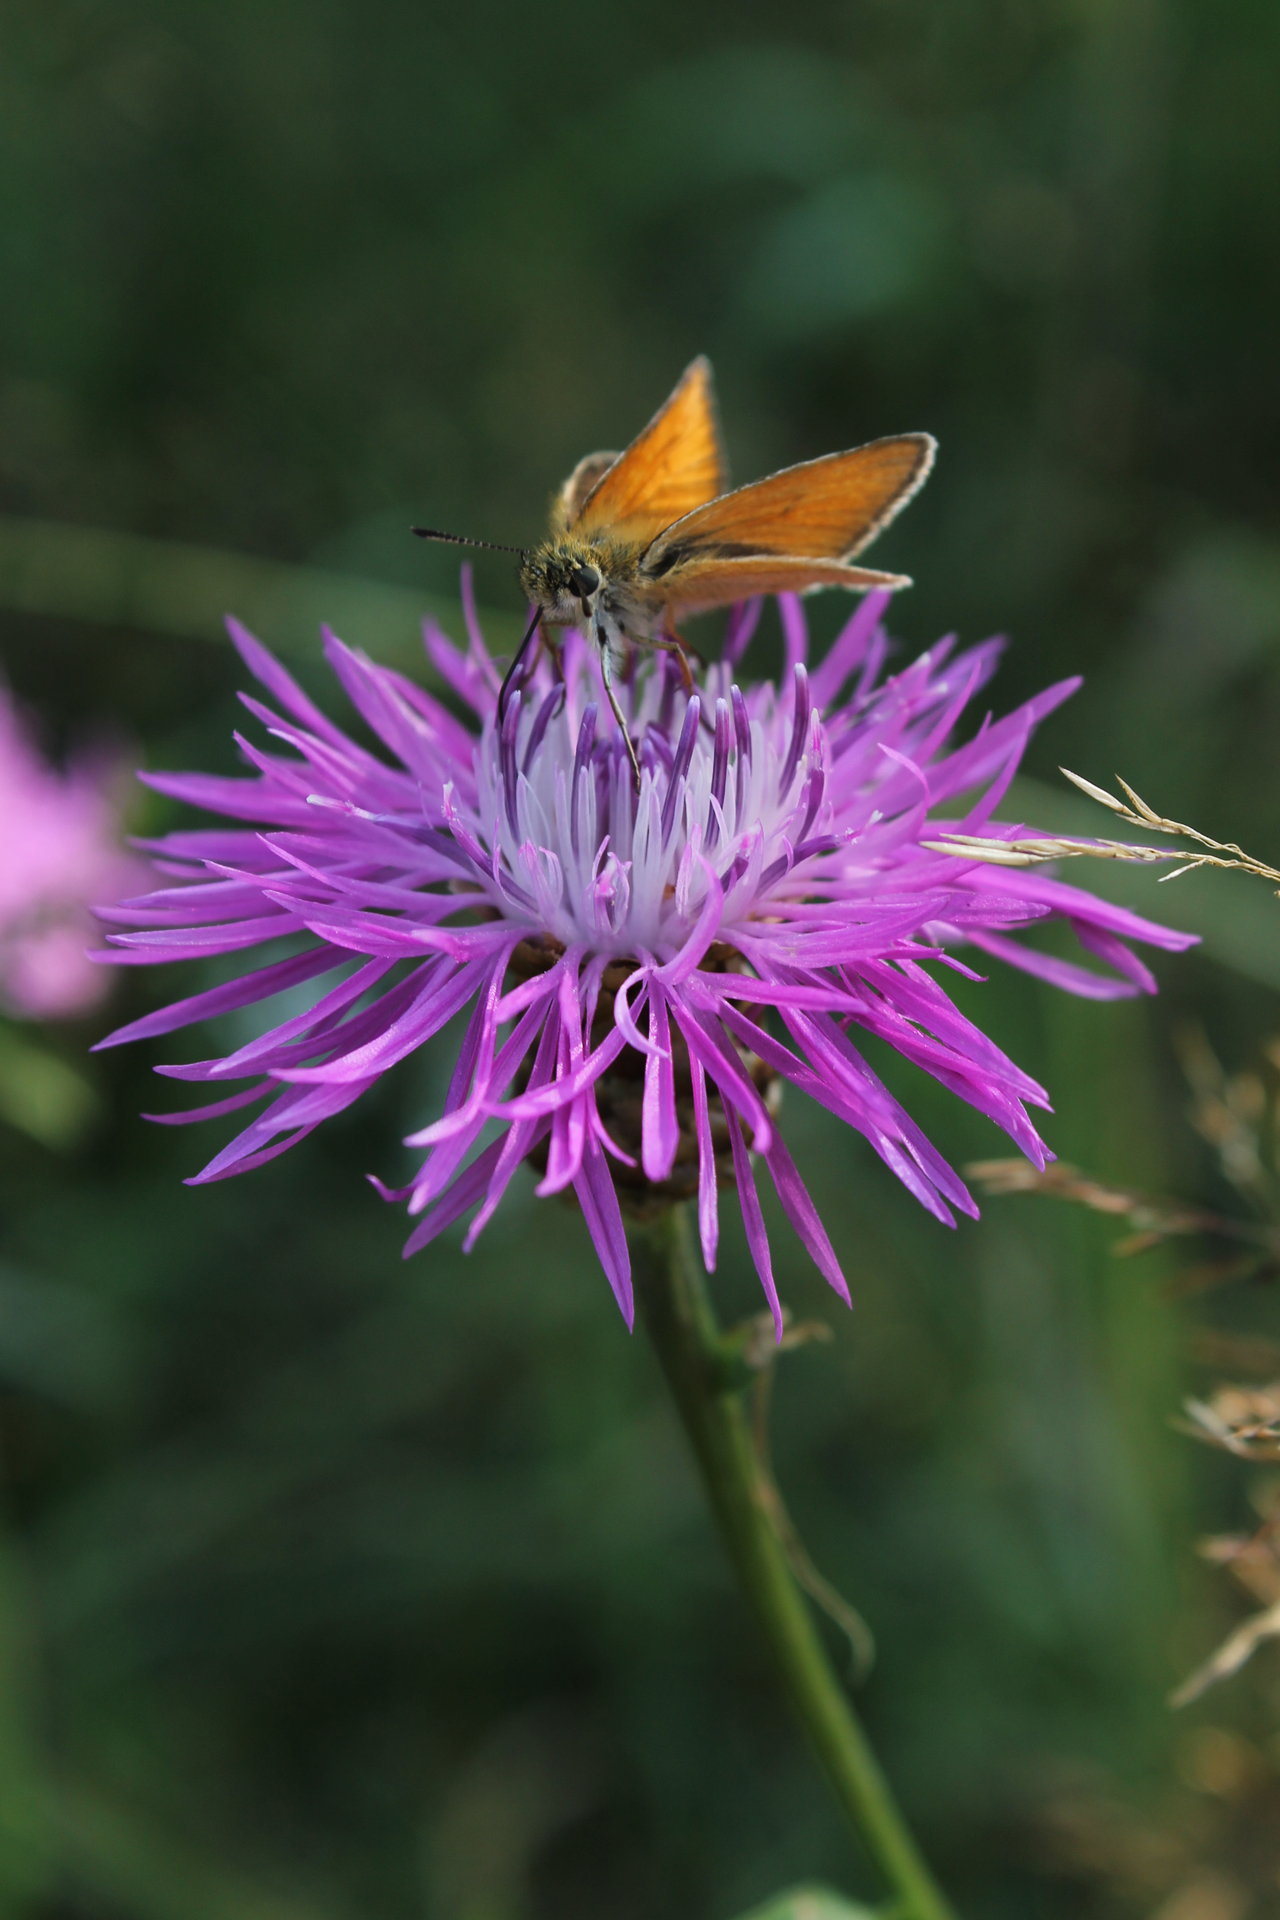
[5,2,1280,1916]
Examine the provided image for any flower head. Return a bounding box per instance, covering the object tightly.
[0,683,140,1021]
[97,580,1195,1330]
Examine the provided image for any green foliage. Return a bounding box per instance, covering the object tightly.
[0,1025,99,1151]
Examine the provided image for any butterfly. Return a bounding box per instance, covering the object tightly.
[414,357,935,784]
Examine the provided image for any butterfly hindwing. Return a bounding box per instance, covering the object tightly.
[556,451,620,529]
[645,555,910,619]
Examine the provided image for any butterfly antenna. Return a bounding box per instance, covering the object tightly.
[497,606,545,724]
[412,527,527,556]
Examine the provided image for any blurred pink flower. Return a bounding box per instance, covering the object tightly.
[0,684,140,1020]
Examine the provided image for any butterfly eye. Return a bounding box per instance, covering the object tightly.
[570,564,601,602]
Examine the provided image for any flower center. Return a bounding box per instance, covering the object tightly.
[464,638,831,962]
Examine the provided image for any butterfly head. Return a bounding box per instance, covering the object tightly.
[518,537,610,629]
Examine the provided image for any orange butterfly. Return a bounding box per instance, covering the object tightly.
[415,357,934,782]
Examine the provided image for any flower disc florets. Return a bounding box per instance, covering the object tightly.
[96,578,1194,1332]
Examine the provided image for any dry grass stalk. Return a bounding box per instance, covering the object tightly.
[971,1024,1280,1712]
[925,771,1280,891]
[965,1159,1259,1250]
[1169,1599,1280,1708]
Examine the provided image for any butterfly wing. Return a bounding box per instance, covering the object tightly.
[568,356,728,545]
[556,450,620,528]
[641,434,935,578]
[650,555,911,618]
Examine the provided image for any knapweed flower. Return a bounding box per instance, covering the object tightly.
[96,581,1194,1330]
[0,682,140,1021]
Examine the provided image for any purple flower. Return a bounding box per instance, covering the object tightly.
[96,581,1195,1331]
[0,682,141,1021]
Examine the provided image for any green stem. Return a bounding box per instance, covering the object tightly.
[633,1207,956,1920]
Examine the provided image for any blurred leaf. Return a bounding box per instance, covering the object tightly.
[581,48,875,206]
[426,1701,603,1920]
[741,175,949,340]
[0,1515,338,1920]
[730,1886,878,1920]
[38,1777,342,1920]
[1135,533,1280,703]
[0,1024,99,1149]
[0,515,521,667]
[0,1536,54,1908]
[0,1260,131,1411]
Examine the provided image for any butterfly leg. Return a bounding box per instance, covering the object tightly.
[654,620,703,695]
[596,615,642,791]
[545,628,567,688]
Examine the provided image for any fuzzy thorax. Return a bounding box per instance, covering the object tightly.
[519,534,655,636]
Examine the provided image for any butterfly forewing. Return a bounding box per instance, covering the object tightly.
[571,355,728,545]
[642,434,935,569]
